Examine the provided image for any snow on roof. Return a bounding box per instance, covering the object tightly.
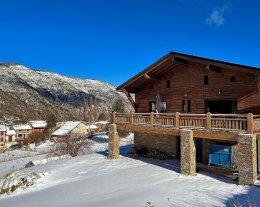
[29,120,47,128]
[52,121,81,136]
[6,127,16,136]
[87,125,97,129]
[0,125,6,132]
[13,124,32,130]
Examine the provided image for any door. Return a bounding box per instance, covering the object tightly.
[206,100,237,114]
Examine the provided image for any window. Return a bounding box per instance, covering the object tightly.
[182,100,186,112]
[149,101,156,112]
[167,80,171,88]
[230,76,236,82]
[188,100,191,112]
[149,101,167,112]
[204,75,208,85]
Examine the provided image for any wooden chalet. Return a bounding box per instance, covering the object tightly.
[111,51,260,185]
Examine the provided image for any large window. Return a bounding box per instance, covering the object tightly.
[149,101,167,113]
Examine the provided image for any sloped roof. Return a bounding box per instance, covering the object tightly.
[13,124,32,130]
[6,127,16,136]
[52,121,81,136]
[117,51,260,92]
[29,120,47,128]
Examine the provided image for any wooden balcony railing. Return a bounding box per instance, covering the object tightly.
[113,112,260,134]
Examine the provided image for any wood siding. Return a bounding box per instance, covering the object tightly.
[135,62,258,113]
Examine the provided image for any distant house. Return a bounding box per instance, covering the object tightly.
[29,120,47,134]
[52,121,92,137]
[13,124,32,141]
[0,125,6,146]
[5,127,17,148]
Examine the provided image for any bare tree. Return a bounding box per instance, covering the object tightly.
[51,133,92,157]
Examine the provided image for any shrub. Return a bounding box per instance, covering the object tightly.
[51,133,92,157]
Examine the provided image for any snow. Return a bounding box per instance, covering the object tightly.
[0,134,260,206]
[29,121,47,128]
[13,124,32,130]
[6,127,16,136]
[52,121,81,136]
[87,124,97,129]
[0,125,6,132]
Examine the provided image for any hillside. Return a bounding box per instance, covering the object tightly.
[0,63,126,122]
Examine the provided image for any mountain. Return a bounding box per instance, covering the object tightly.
[0,63,126,122]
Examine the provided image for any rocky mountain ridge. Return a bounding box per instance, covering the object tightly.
[0,63,126,122]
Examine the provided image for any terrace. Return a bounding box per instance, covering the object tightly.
[113,112,260,141]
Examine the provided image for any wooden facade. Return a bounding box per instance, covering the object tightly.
[117,52,260,115]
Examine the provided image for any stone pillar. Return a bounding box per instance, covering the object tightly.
[181,130,196,176]
[108,124,120,159]
[258,140,260,173]
[237,134,257,185]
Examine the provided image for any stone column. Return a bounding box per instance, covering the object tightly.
[181,129,196,176]
[108,124,120,159]
[258,140,260,173]
[237,134,257,185]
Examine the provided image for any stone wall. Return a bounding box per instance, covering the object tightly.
[134,132,178,157]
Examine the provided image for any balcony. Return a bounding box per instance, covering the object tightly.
[113,112,260,140]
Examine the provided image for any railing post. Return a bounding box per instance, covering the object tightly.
[112,112,116,124]
[130,111,134,126]
[207,112,211,130]
[150,112,154,127]
[247,113,254,134]
[175,112,180,128]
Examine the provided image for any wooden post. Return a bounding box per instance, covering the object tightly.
[207,112,211,130]
[150,112,154,127]
[130,111,134,125]
[247,113,254,134]
[175,112,180,128]
[112,112,116,124]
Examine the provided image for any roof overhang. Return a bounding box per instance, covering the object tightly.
[117,51,260,93]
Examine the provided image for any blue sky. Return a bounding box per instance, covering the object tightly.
[0,0,259,86]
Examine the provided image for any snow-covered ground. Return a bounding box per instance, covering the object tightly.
[0,134,259,207]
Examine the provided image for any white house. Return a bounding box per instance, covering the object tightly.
[52,121,93,137]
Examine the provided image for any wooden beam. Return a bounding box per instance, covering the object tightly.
[143,73,159,80]
[116,124,238,142]
[172,56,188,64]
[122,88,136,110]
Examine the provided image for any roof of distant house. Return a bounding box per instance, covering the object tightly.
[29,120,47,128]
[0,125,6,132]
[87,124,97,129]
[13,124,32,130]
[52,121,81,136]
[6,127,16,136]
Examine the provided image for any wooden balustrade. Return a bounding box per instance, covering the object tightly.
[211,114,248,131]
[113,112,259,133]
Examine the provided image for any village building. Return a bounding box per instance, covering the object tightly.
[29,120,47,134]
[112,51,260,185]
[4,127,17,148]
[52,121,93,137]
[0,125,6,147]
[13,124,32,141]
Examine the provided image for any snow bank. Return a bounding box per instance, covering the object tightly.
[25,155,71,168]
[0,171,46,195]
